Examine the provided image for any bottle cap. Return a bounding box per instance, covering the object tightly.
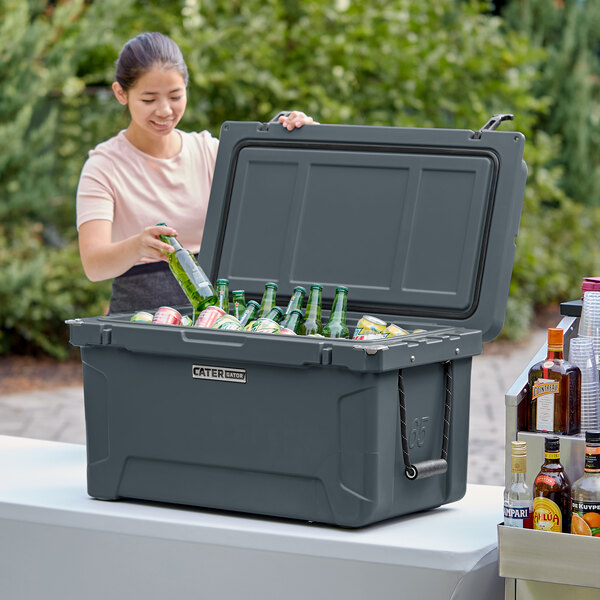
[246,300,260,308]
[585,431,600,444]
[293,286,307,294]
[547,328,563,350]
[511,440,526,456]
[544,436,560,452]
[265,282,278,289]
[310,283,323,290]
[335,286,349,292]
[288,309,303,316]
[216,279,229,285]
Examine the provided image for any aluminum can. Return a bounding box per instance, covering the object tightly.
[252,318,281,334]
[279,327,297,335]
[194,306,226,328]
[353,332,385,341]
[212,314,243,331]
[352,314,387,340]
[412,329,427,334]
[152,306,182,325]
[382,323,409,337]
[130,311,154,323]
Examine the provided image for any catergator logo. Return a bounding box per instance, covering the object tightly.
[192,365,247,384]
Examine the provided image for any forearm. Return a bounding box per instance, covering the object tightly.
[79,235,148,282]
[78,221,176,282]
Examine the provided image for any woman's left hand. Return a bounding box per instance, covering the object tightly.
[279,111,317,130]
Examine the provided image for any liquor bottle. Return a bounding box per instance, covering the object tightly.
[284,286,306,317]
[231,290,246,320]
[533,436,571,533]
[299,284,323,336]
[527,328,581,435]
[239,300,260,328]
[571,430,600,536]
[157,223,217,316]
[322,286,350,339]
[257,282,278,318]
[216,279,229,313]
[280,309,303,335]
[504,440,533,529]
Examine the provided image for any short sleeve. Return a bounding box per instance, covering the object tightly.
[76,153,116,230]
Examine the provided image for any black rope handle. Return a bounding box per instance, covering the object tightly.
[399,361,452,480]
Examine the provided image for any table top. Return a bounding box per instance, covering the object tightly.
[0,435,502,573]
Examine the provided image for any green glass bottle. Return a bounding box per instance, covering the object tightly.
[280,309,303,335]
[284,286,306,317]
[239,300,260,328]
[299,284,323,336]
[323,286,350,339]
[231,290,247,320]
[216,279,229,312]
[157,223,217,316]
[250,306,285,334]
[258,282,278,318]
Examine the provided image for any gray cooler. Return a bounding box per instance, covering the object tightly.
[68,115,527,527]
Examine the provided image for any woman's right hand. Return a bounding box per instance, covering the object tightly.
[79,220,180,282]
[137,224,178,262]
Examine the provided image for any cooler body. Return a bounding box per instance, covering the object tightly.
[73,319,479,527]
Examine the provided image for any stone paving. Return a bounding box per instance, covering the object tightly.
[0,330,547,486]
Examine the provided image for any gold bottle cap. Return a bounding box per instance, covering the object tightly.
[511,440,527,456]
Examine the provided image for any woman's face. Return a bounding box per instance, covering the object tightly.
[113,66,187,140]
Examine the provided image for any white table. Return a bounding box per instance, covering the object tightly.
[0,435,504,600]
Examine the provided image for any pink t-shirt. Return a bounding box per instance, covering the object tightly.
[76,129,219,257]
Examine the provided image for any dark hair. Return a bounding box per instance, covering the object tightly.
[115,32,188,91]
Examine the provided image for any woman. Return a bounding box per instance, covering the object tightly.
[77,32,315,313]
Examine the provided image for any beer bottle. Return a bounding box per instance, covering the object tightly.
[157,223,217,316]
[571,430,600,536]
[323,286,350,339]
[280,309,303,335]
[284,286,306,317]
[258,282,278,318]
[299,284,323,336]
[533,436,571,533]
[231,290,247,320]
[239,300,260,328]
[216,279,230,313]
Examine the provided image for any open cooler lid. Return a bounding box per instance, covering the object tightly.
[199,114,527,343]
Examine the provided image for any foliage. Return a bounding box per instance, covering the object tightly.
[1,0,598,355]
[0,223,111,358]
[502,0,600,207]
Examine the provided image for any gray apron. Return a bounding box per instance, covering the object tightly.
[108,260,190,314]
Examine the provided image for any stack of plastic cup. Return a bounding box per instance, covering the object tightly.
[579,290,600,382]
[570,336,600,432]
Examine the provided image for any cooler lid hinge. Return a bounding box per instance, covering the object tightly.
[471,113,514,139]
[100,327,112,345]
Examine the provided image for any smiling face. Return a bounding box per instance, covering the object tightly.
[112,65,187,153]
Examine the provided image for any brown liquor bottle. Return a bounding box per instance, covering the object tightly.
[533,436,571,533]
[527,328,580,435]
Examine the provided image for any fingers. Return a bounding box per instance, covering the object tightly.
[278,111,316,130]
[139,225,177,260]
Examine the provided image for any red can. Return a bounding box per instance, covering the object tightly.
[194,306,226,328]
[152,306,182,325]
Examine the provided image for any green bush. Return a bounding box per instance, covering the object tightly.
[2,0,598,355]
[0,223,111,358]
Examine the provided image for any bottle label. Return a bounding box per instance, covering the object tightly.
[504,500,533,528]
[535,474,557,488]
[571,500,600,536]
[533,497,562,532]
[585,446,600,472]
[533,378,558,431]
